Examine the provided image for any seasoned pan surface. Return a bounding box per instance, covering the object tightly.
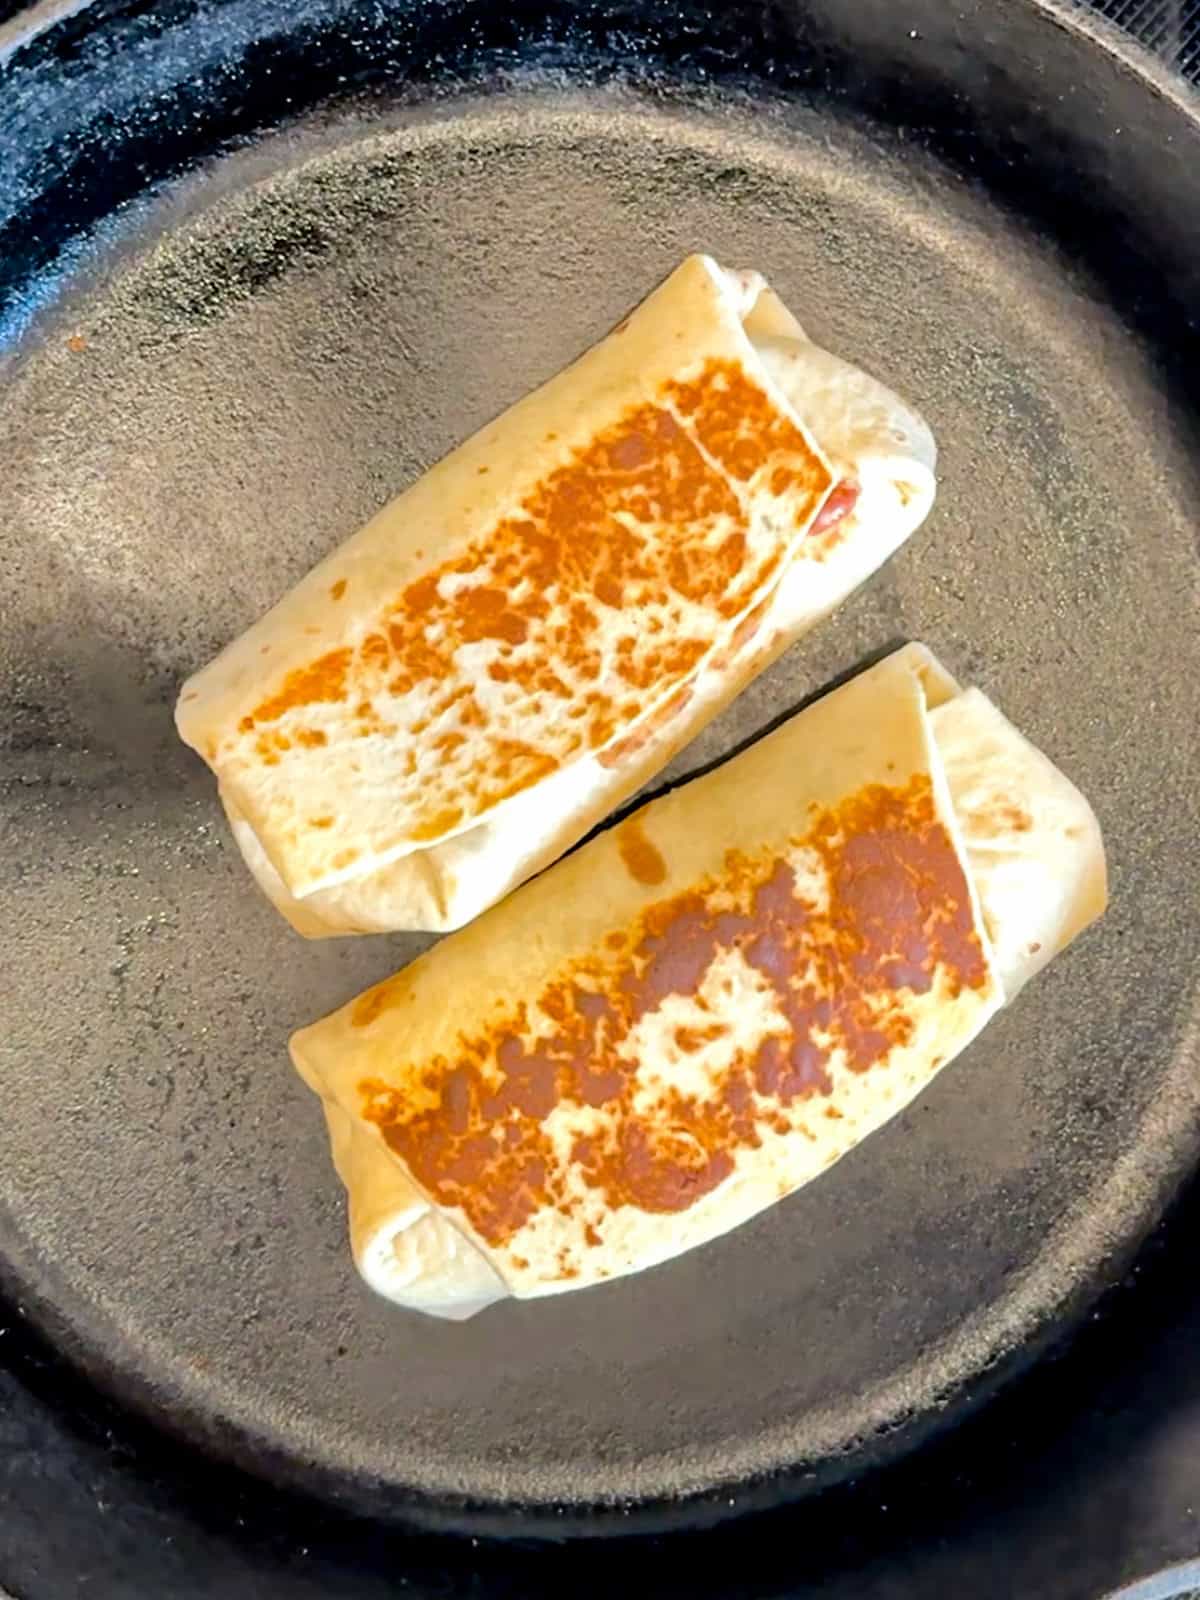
[1,0,1198,1534]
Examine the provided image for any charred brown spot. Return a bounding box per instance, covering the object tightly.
[358,775,988,1249]
[978,799,1034,835]
[237,359,832,844]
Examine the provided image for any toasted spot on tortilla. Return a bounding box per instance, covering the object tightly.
[228,358,833,875]
[617,816,668,887]
[359,774,988,1249]
[246,648,353,724]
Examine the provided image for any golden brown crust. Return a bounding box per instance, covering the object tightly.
[291,648,1005,1297]
[177,256,836,898]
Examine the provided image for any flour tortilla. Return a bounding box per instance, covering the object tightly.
[290,645,1106,1319]
[178,254,937,935]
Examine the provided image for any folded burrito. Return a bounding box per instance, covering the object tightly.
[176,254,937,936]
[290,645,1107,1319]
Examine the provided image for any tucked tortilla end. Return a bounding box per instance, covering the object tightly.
[929,688,1107,999]
[221,787,449,936]
[292,1040,509,1318]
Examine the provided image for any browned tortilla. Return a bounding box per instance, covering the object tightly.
[292,648,1047,1303]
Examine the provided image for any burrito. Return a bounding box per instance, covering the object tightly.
[290,645,1107,1319]
[175,254,937,936]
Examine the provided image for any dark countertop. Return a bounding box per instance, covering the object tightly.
[4,1171,1200,1600]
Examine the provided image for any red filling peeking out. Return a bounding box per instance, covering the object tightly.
[811,478,860,536]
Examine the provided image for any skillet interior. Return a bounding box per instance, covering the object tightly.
[1,0,1199,1534]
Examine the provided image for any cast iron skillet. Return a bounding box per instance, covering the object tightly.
[1,0,1198,1540]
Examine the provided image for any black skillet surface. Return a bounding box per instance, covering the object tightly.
[2,0,1200,1546]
